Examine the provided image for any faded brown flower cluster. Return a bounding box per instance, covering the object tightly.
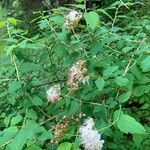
[67,60,89,92]
[64,11,82,30]
[51,119,69,144]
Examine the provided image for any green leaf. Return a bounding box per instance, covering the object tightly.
[0,127,18,146]
[25,145,42,150]
[57,142,72,150]
[54,44,68,58]
[32,96,43,106]
[8,18,17,25]
[26,109,38,120]
[117,114,146,134]
[140,56,150,72]
[0,21,6,28]
[115,76,129,87]
[97,9,113,20]
[8,81,21,94]
[84,11,100,30]
[38,131,53,141]
[6,122,44,150]
[66,100,80,118]
[4,115,11,127]
[95,78,105,92]
[118,91,132,103]
[103,66,119,78]
[20,62,43,74]
[6,45,17,55]
[10,115,22,126]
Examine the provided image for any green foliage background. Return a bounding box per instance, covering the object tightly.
[0,0,150,150]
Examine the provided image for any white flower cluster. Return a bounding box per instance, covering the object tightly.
[79,118,104,150]
[67,60,89,92]
[65,10,82,29]
[46,84,61,103]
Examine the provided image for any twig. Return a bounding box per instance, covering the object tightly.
[123,58,133,77]
[63,95,109,108]
[33,79,66,88]
[12,55,20,81]
[39,116,56,125]
[111,3,121,31]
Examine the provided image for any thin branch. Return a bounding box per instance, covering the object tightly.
[33,79,66,88]
[12,55,20,81]
[39,116,56,125]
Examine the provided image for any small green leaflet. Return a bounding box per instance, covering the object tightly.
[38,131,53,141]
[32,96,43,106]
[95,78,105,92]
[10,115,22,126]
[140,56,150,72]
[20,62,43,74]
[0,127,18,146]
[117,114,146,134]
[8,81,21,94]
[118,91,132,103]
[115,76,129,87]
[84,11,100,30]
[57,142,72,150]
[103,66,119,78]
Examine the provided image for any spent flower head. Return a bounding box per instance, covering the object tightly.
[67,60,89,92]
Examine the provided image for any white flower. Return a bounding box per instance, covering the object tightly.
[67,11,80,22]
[64,10,82,29]
[46,84,61,103]
[79,118,104,150]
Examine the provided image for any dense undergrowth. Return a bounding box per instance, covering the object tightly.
[0,0,150,150]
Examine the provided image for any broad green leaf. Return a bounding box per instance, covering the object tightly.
[90,41,102,55]
[6,122,44,150]
[10,115,22,126]
[0,127,18,146]
[130,64,142,80]
[8,18,17,25]
[66,100,80,118]
[103,66,119,78]
[25,145,42,150]
[115,76,129,87]
[38,131,53,141]
[140,56,150,72]
[32,96,43,106]
[49,16,64,25]
[0,21,5,28]
[54,44,68,58]
[95,78,105,92]
[20,62,43,74]
[4,115,11,127]
[18,40,27,49]
[26,109,38,120]
[118,91,132,103]
[117,114,146,134]
[8,81,21,94]
[84,11,100,30]
[133,85,150,97]
[57,142,72,150]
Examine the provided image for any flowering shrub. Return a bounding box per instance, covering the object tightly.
[0,1,150,150]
